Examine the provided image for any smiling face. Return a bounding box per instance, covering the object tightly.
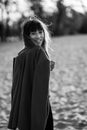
[29,30,44,46]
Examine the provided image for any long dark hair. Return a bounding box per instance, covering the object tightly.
[22,16,51,57]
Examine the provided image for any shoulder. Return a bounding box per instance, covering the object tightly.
[28,46,41,55]
[15,46,49,64]
[27,46,48,60]
[26,46,50,66]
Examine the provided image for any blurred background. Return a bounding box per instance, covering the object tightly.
[0,0,87,41]
[0,0,87,130]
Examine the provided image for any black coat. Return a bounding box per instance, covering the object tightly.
[7,44,53,130]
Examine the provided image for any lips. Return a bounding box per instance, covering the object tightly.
[36,39,43,42]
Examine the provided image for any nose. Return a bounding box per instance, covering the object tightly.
[36,31,41,38]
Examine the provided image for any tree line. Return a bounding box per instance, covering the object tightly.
[0,0,87,42]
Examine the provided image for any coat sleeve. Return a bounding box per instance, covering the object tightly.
[31,48,50,130]
[11,57,16,104]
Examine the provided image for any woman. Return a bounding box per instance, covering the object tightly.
[7,16,54,130]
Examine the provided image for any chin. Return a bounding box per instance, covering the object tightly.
[36,42,42,46]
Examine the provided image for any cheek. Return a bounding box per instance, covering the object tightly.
[41,33,45,39]
[30,35,36,40]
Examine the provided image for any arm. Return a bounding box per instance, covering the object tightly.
[31,48,50,130]
[50,60,55,71]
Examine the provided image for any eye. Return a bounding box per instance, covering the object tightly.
[30,32,36,35]
[39,31,43,34]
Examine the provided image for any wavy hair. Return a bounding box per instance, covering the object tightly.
[22,15,51,58]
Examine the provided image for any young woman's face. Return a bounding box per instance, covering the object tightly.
[29,30,44,46]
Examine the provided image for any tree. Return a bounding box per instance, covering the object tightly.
[0,0,8,41]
